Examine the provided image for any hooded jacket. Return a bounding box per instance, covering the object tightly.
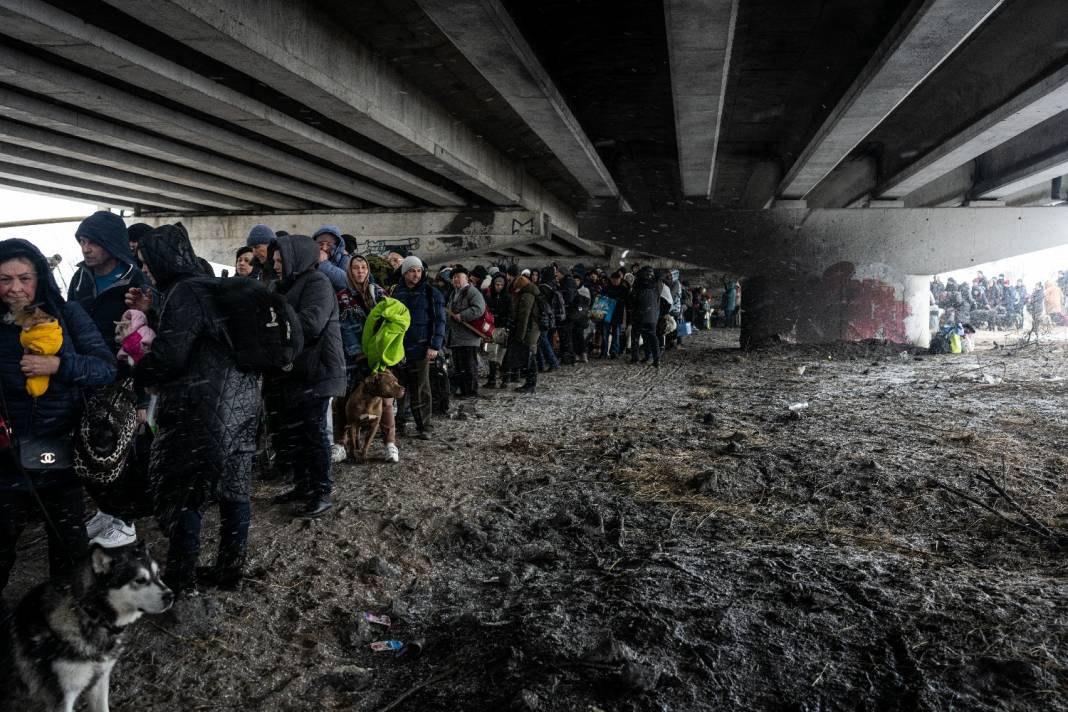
[629,267,660,325]
[69,224,148,355]
[315,235,352,291]
[390,270,447,362]
[133,224,260,528]
[266,235,346,401]
[509,276,540,348]
[0,239,117,492]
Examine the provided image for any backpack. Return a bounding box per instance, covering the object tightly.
[552,289,567,323]
[536,285,556,330]
[211,278,302,373]
[430,355,450,416]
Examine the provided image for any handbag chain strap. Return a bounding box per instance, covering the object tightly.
[0,361,78,568]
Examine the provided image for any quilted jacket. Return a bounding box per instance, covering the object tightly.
[0,239,117,491]
[134,224,260,531]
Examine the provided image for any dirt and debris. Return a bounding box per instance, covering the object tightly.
[7,329,1067,710]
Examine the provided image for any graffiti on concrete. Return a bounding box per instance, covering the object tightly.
[357,238,421,255]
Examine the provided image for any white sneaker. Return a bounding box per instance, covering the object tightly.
[92,519,137,548]
[85,511,112,540]
[331,443,348,463]
[384,443,399,463]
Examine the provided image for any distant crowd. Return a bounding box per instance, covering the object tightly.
[930,270,1067,331]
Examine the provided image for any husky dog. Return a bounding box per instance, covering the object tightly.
[0,542,173,712]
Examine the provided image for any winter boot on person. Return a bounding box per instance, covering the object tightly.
[197,551,246,590]
[163,557,199,600]
[484,362,498,389]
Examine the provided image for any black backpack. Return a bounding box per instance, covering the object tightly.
[430,355,450,416]
[536,285,556,330]
[211,278,302,373]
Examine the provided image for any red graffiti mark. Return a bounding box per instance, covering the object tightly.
[823,262,912,342]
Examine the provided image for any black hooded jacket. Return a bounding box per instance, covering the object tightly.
[265,235,345,402]
[0,239,116,491]
[629,267,659,325]
[133,224,260,529]
[68,225,148,355]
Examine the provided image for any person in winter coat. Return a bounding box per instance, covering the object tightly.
[571,284,592,363]
[313,225,352,291]
[69,211,151,361]
[334,254,399,463]
[132,224,260,595]
[389,256,446,437]
[246,224,276,282]
[446,266,487,397]
[484,273,512,388]
[0,239,117,594]
[265,235,346,519]
[68,211,150,548]
[598,270,629,358]
[506,275,541,394]
[552,265,578,364]
[629,266,661,368]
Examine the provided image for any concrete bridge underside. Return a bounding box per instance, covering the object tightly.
[1,0,1067,349]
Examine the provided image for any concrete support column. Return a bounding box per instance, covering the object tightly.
[740,264,930,349]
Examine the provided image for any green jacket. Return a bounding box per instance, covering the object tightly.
[510,278,540,348]
[362,297,411,372]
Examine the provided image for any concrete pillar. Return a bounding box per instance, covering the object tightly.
[740,264,930,348]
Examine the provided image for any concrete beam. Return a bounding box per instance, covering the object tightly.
[805,157,876,209]
[902,162,974,207]
[135,209,547,266]
[779,0,1004,199]
[878,59,1068,198]
[101,0,579,233]
[973,111,1068,198]
[0,179,139,211]
[579,207,1068,275]
[0,116,308,211]
[0,0,462,208]
[0,89,331,210]
[415,0,619,199]
[1001,176,1068,206]
[0,138,255,211]
[663,0,738,199]
[0,162,207,212]
[0,47,379,209]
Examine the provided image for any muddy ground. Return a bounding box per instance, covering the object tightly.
[8,327,1067,711]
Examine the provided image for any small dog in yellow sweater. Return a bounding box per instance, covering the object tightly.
[4,304,63,397]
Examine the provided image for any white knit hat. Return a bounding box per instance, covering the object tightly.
[400,255,423,275]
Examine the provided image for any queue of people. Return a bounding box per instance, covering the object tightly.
[0,213,739,601]
[931,271,1067,331]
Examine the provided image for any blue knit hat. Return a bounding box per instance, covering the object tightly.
[312,225,342,244]
[246,224,275,247]
[75,210,135,265]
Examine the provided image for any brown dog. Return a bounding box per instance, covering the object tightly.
[343,370,406,461]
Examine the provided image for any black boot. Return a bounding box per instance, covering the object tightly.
[198,551,246,590]
[484,362,498,389]
[163,556,199,600]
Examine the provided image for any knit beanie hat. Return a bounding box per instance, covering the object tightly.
[400,255,423,275]
[76,211,131,257]
[246,224,275,247]
[507,263,520,277]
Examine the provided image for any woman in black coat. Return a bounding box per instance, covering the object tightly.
[0,238,116,593]
[134,224,260,594]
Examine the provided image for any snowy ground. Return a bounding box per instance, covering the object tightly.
[7,328,1066,711]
